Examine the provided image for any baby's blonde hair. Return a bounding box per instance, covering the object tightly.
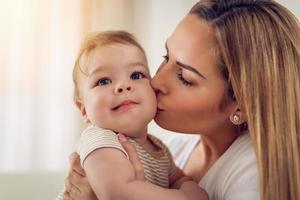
[72,30,147,102]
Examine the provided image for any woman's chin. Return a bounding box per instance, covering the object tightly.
[154,116,197,134]
[154,117,178,132]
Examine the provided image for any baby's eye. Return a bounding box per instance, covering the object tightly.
[130,71,145,80]
[97,77,112,86]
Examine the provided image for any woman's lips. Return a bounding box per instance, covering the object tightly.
[157,107,164,111]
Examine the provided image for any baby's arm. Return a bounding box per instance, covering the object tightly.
[166,142,207,198]
[169,166,195,189]
[84,147,208,200]
[168,165,208,200]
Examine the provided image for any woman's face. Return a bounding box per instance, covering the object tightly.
[152,14,235,135]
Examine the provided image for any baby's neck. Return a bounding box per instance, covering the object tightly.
[124,127,148,140]
[131,130,148,145]
[133,134,160,152]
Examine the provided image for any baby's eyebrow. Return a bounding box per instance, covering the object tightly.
[88,61,147,77]
[126,61,147,68]
[88,66,104,77]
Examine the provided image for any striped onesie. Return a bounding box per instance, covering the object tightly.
[56,125,176,200]
[77,125,176,187]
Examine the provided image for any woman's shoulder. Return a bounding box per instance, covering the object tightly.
[201,133,260,200]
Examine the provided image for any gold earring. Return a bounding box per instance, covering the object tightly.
[233,114,240,123]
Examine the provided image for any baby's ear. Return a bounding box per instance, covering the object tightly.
[75,99,90,124]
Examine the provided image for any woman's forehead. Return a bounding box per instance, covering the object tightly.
[167,14,220,77]
[168,14,215,49]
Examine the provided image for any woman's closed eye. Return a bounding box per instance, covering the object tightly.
[177,69,193,86]
[131,71,146,80]
[97,77,112,86]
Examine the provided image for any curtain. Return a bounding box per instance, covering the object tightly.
[0,0,133,172]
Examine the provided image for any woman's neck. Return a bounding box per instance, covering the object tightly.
[200,126,240,158]
[184,125,240,181]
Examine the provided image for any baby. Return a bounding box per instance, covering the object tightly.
[58,31,208,200]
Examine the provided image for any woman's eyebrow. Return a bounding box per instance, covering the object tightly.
[165,41,206,79]
[176,61,206,79]
[155,42,169,74]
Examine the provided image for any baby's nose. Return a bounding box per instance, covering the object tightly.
[117,86,131,93]
[115,82,132,94]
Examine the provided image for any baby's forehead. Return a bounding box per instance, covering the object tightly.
[83,44,148,73]
[90,43,145,57]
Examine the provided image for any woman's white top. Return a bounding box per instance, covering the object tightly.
[158,133,260,200]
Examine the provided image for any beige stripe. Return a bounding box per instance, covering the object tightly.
[76,126,173,188]
[76,126,128,167]
[130,135,172,188]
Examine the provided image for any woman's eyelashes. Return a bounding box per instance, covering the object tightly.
[156,55,169,74]
[161,54,193,86]
[177,69,193,86]
[162,54,169,62]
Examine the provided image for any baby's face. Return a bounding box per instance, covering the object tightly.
[79,44,157,137]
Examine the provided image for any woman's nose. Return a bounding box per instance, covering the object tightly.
[151,67,168,95]
[115,82,132,94]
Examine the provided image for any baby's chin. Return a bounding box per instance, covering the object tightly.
[112,125,148,138]
[92,118,151,137]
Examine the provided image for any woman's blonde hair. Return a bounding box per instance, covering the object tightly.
[190,0,300,199]
[73,30,147,102]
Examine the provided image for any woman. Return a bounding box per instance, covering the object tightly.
[64,0,300,199]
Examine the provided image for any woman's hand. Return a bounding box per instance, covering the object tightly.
[117,133,145,181]
[63,152,97,200]
[118,133,209,200]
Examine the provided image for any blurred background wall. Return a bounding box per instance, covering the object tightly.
[0,0,199,173]
[0,0,299,172]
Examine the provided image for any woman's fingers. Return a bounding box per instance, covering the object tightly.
[64,152,97,199]
[66,168,86,189]
[64,183,80,199]
[69,152,85,176]
[118,133,145,181]
[65,170,81,191]
[65,169,97,200]
[63,191,72,200]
